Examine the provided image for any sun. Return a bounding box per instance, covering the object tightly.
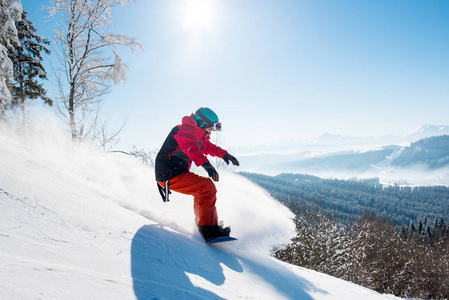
[178,0,219,33]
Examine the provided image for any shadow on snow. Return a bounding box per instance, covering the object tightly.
[131,224,319,299]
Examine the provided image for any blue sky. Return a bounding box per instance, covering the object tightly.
[21,0,449,150]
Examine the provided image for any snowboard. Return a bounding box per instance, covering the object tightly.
[206,236,237,245]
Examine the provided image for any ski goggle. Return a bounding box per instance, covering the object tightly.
[212,122,222,131]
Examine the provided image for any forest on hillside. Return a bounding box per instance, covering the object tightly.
[241,172,449,226]
[241,172,449,298]
[272,204,449,299]
[392,135,449,169]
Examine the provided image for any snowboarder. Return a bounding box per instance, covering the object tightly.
[155,107,240,243]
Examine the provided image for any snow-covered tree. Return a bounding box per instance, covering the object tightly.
[7,10,51,126]
[46,0,142,142]
[273,204,353,279]
[350,213,406,294]
[0,0,22,118]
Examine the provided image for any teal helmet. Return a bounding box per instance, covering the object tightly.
[194,107,222,131]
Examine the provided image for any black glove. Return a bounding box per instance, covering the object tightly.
[223,154,240,166]
[202,162,219,182]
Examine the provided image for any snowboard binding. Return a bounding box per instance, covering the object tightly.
[198,223,234,244]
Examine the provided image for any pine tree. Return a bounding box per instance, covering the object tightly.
[0,0,22,117]
[400,224,408,239]
[418,220,423,234]
[7,10,51,125]
[410,221,416,234]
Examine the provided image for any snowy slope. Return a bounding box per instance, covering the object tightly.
[0,125,400,300]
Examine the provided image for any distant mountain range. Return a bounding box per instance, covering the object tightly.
[235,124,449,156]
[235,125,449,185]
[410,124,449,138]
[392,135,449,169]
[271,145,402,173]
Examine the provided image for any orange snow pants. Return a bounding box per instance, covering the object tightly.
[158,172,218,227]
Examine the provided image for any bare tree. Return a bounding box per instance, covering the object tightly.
[94,114,125,150]
[46,0,142,142]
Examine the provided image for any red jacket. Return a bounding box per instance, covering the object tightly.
[155,114,228,181]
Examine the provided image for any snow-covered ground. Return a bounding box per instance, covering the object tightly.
[0,123,400,299]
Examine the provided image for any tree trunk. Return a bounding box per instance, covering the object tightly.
[69,84,76,141]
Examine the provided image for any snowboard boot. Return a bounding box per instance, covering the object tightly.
[198,223,231,243]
